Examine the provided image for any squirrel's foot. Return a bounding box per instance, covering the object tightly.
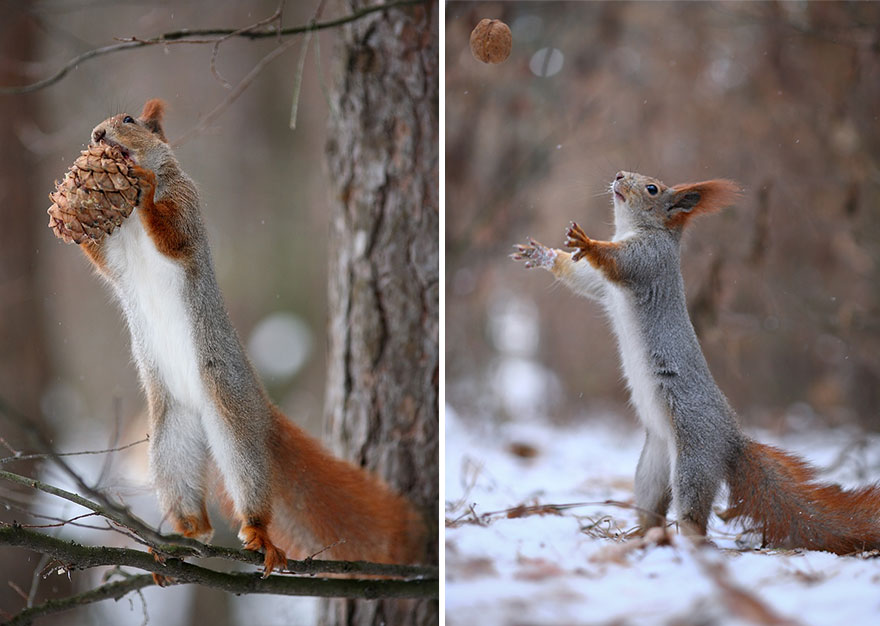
[173,512,214,548]
[239,523,287,578]
[565,222,593,262]
[151,572,175,587]
[678,520,715,548]
[511,237,557,269]
[148,547,176,587]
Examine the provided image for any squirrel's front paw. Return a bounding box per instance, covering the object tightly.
[511,237,557,269]
[239,523,287,578]
[565,222,593,262]
[130,165,157,205]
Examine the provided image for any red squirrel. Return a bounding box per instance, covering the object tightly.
[513,171,880,554]
[64,99,425,576]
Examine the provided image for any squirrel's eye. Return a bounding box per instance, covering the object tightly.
[122,116,135,124]
[646,184,658,195]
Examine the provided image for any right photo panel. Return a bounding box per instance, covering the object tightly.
[445,2,880,624]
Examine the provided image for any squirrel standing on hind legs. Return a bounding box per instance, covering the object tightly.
[513,170,880,554]
[58,99,425,577]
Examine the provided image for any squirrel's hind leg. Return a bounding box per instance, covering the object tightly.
[634,431,672,531]
[200,391,285,576]
[672,446,723,541]
[147,390,214,544]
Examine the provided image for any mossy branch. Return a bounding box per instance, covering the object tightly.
[0,525,437,625]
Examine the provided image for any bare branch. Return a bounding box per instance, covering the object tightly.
[0,523,436,580]
[170,35,301,147]
[0,398,199,552]
[0,467,200,554]
[5,573,155,626]
[0,526,439,624]
[0,437,148,465]
[289,0,327,130]
[0,399,437,579]
[0,0,428,94]
[210,0,286,88]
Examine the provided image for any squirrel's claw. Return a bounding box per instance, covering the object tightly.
[239,523,287,578]
[565,222,592,262]
[148,547,176,587]
[511,239,542,268]
[512,237,556,270]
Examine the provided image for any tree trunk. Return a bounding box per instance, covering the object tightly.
[322,0,438,624]
[0,4,56,617]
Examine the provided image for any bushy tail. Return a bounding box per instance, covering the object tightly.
[264,409,426,564]
[725,438,880,554]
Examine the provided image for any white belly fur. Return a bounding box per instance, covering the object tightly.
[103,214,206,411]
[102,215,255,513]
[604,284,673,443]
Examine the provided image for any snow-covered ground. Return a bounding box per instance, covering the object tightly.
[445,406,880,626]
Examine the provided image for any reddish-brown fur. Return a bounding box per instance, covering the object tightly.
[666,179,741,229]
[725,440,880,554]
[80,240,108,273]
[208,407,425,572]
[173,508,213,539]
[240,521,287,576]
[265,407,426,564]
[78,99,425,576]
[139,198,190,259]
[566,221,623,281]
[140,99,168,142]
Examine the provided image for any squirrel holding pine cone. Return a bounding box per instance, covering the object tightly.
[47,100,426,577]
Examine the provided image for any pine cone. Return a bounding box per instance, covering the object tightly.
[47,142,143,244]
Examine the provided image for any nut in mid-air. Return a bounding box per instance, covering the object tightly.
[470,18,512,64]
[47,142,144,244]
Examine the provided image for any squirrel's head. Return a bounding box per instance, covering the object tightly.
[90,99,171,172]
[611,171,741,235]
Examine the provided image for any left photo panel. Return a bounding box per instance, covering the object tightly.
[0,2,438,625]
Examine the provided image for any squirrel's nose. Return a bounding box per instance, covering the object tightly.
[615,171,625,180]
[92,128,106,143]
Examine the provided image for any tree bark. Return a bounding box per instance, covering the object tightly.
[323,1,438,624]
[0,4,56,617]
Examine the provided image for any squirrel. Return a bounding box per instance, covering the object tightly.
[71,99,425,577]
[512,170,880,554]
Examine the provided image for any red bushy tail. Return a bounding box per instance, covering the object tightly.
[725,439,880,554]
[264,409,426,564]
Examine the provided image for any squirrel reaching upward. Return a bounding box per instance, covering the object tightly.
[68,99,425,576]
[513,170,880,554]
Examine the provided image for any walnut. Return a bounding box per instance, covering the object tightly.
[470,18,512,64]
[47,142,143,244]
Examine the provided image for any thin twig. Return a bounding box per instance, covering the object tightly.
[171,35,301,147]
[0,398,185,551]
[6,573,156,626]
[289,0,327,130]
[210,0,286,88]
[0,0,428,94]
[0,437,148,465]
[9,511,102,530]
[0,436,21,456]
[26,553,51,608]
[8,581,28,603]
[0,466,199,554]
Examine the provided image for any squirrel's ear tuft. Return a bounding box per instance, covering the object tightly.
[139,99,168,142]
[666,179,741,228]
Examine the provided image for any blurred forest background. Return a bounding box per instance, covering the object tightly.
[0,0,410,624]
[447,2,880,432]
